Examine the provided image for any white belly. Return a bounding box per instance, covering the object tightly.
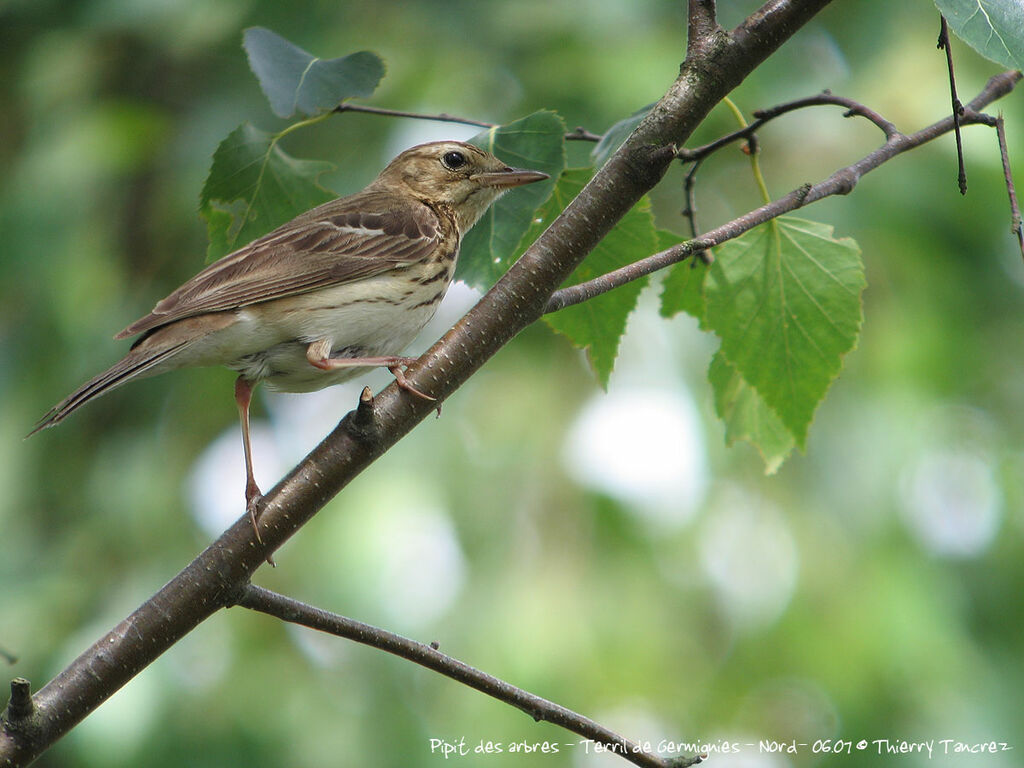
[207,275,449,393]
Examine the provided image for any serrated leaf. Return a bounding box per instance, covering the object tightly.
[457,111,566,289]
[243,27,385,118]
[591,104,653,167]
[709,350,795,474]
[531,168,657,386]
[658,228,709,322]
[200,122,335,260]
[704,217,865,447]
[935,0,1024,70]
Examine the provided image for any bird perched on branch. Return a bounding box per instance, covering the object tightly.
[31,140,548,541]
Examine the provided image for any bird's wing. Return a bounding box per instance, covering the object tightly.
[117,191,444,339]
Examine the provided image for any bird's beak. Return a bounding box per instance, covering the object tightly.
[471,167,550,188]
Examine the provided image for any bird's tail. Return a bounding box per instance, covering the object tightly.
[28,340,188,437]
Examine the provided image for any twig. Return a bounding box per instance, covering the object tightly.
[237,585,703,768]
[334,102,494,128]
[680,159,704,239]
[545,71,1022,314]
[753,92,898,136]
[938,15,968,194]
[680,150,714,265]
[995,115,1024,260]
[335,102,601,142]
[567,125,603,142]
[677,91,898,165]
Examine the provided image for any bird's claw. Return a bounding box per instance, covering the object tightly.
[388,365,436,402]
[245,486,275,567]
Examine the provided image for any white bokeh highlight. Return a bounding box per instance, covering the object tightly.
[187,421,285,536]
[899,448,1002,558]
[359,499,468,628]
[561,295,710,529]
[564,387,707,528]
[698,489,798,630]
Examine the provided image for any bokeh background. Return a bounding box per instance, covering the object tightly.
[2,1,1022,766]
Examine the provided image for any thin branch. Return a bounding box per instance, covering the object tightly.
[938,15,968,194]
[335,102,601,142]
[680,160,715,265]
[677,91,897,164]
[566,125,603,142]
[996,115,1024,260]
[237,586,703,768]
[545,71,1022,314]
[680,159,704,238]
[334,102,494,128]
[753,92,898,137]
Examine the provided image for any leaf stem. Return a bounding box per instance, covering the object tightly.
[722,96,771,204]
[277,110,332,140]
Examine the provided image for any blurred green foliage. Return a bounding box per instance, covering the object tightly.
[2,1,1022,767]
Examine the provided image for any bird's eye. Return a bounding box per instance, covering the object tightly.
[441,151,467,170]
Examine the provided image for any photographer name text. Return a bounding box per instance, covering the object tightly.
[428,736,1013,759]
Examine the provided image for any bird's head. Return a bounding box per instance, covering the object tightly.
[373,141,549,232]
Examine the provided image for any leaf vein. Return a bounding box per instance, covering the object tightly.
[293,57,321,114]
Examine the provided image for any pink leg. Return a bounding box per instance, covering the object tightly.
[234,376,264,542]
[305,340,435,401]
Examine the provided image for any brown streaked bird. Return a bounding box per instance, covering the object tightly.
[31,141,548,538]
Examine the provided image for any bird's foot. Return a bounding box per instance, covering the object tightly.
[245,484,276,567]
[388,363,436,402]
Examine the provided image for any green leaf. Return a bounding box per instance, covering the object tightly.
[534,169,657,387]
[704,217,865,447]
[935,0,1024,70]
[709,350,795,474]
[457,111,566,289]
[657,228,709,322]
[200,122,335,260]
[591,104,653,167]
[243,27,386,118]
